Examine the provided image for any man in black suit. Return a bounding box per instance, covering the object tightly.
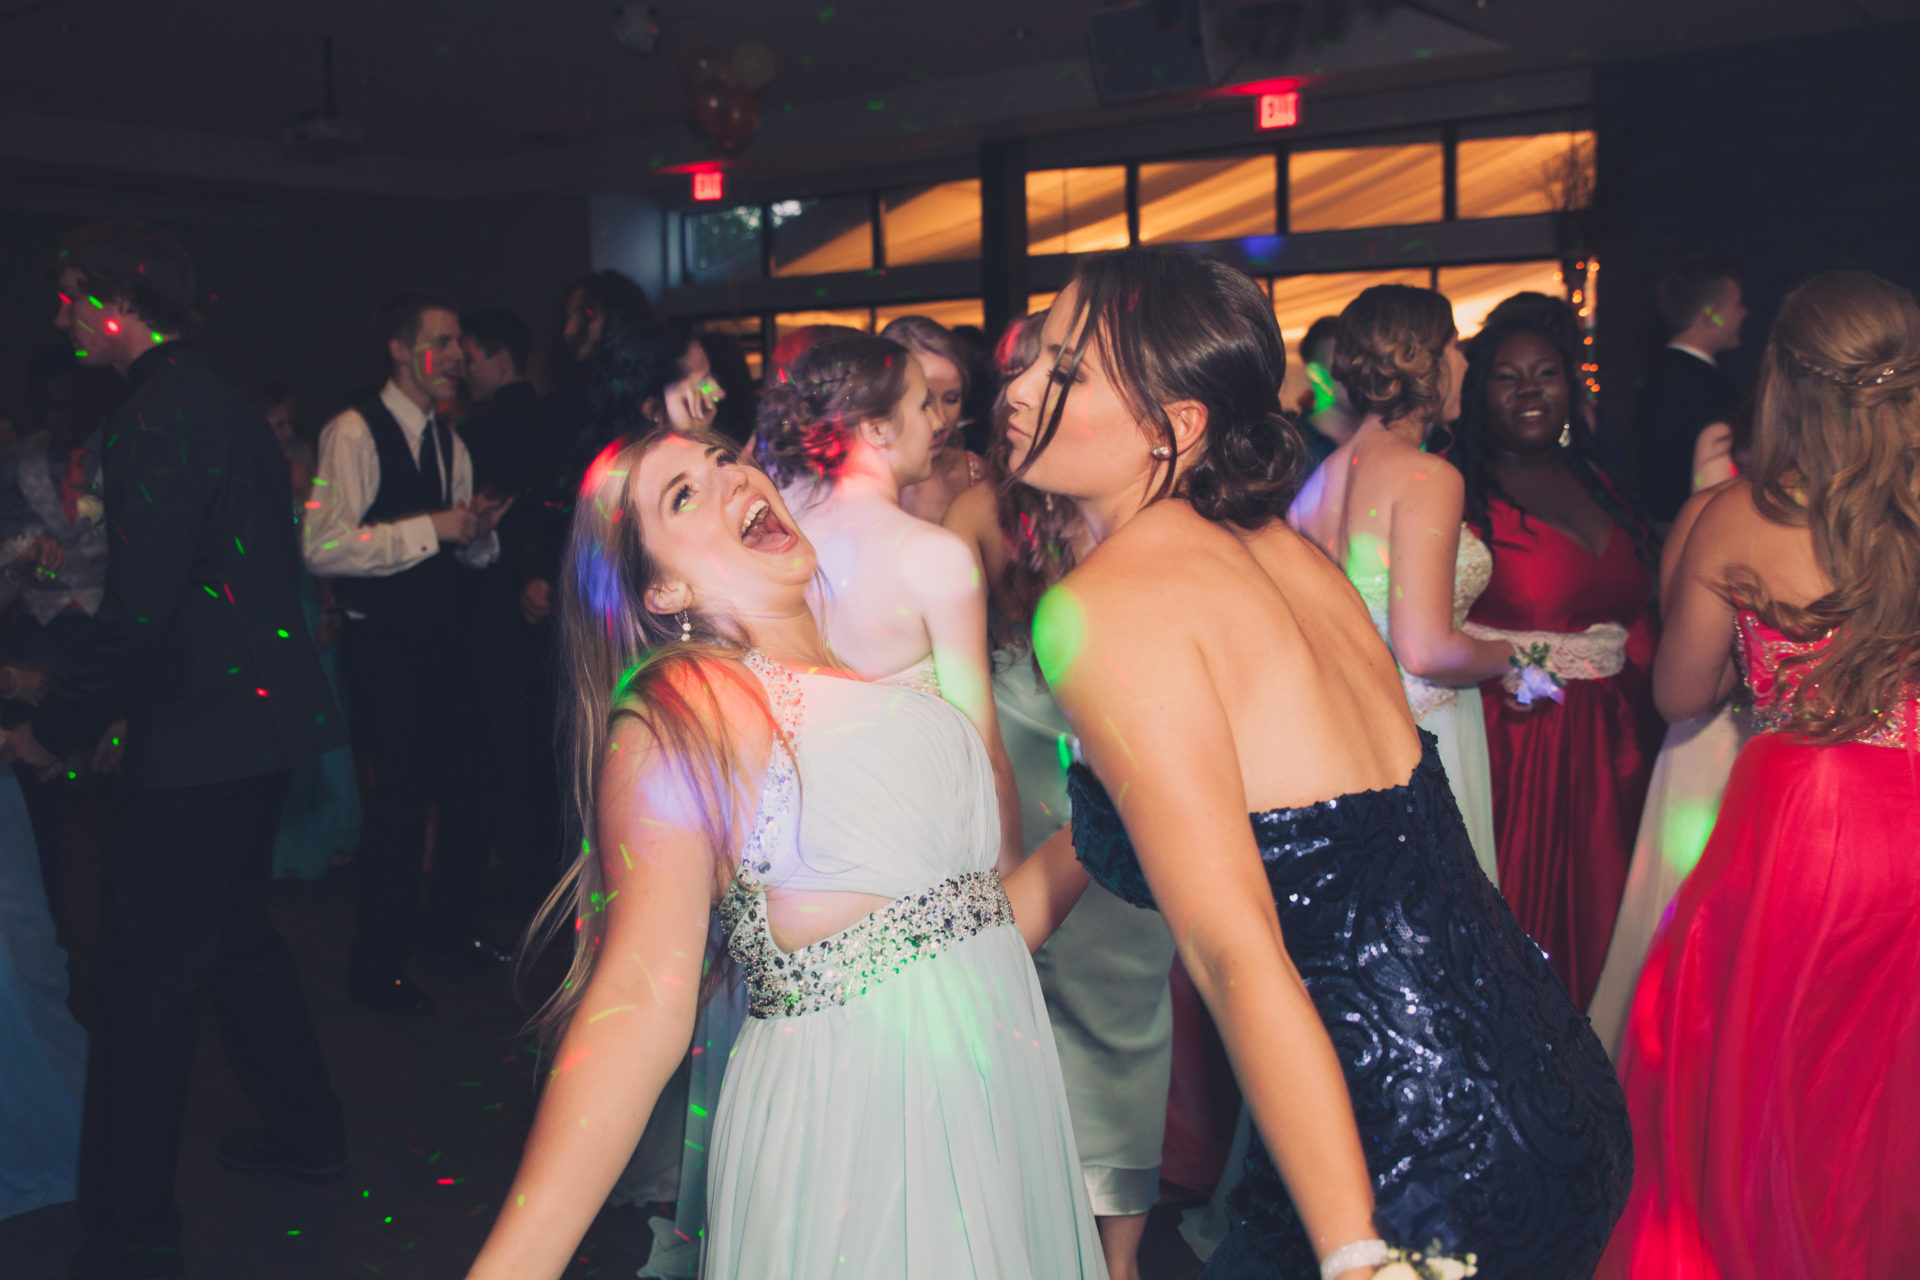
[4,221,346,1280]
[1631,254,1747,524]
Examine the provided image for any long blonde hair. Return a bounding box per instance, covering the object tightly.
[1736,269,1920,743]
[520,426,774,1058]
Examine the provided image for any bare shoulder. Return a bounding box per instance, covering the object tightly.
[894,513,983,604]
[608,653,772,751]
[940,476,998,543]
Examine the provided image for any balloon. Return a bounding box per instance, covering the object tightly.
[678,40,734,90]
[689,80,730,138]
[729,40,777,92]
[711,84,759,152]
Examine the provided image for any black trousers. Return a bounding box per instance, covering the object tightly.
[78,771,343,1247]
[338,614,491,982]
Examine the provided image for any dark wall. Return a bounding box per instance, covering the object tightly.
[0,188,589,436]
[1592,21,1920,455]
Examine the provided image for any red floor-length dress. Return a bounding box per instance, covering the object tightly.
[1601,611,1920,1279]
[1469,498,1663,1007]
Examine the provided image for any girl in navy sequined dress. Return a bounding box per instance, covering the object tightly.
[1003,248,1630,1280]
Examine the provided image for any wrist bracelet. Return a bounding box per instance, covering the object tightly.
[1321,1238,1391,1280]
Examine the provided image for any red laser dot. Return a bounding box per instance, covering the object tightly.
[105,318,121,334]
[255,687,269,697]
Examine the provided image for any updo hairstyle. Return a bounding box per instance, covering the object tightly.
[1332,284,1457,426]
[752,334,912,488]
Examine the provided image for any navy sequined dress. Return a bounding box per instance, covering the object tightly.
[1069,731,1631,1280]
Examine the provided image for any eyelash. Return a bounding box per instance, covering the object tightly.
[672,483,694,511]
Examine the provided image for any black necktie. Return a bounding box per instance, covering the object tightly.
[419,414,446,507]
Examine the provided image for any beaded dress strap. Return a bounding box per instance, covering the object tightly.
[715,651,804,939]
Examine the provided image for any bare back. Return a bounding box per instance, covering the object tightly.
[1071,501,1421,813]
[786,485,948,679]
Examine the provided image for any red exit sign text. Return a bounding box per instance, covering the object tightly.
[1258,91,1300,130]
[692,171,724,202]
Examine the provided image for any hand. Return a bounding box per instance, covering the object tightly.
[665,377,719,428]
[2,720,59,777]
[430,502,481,546]
[520,578,553,625]
[91,719,127,774]
[8,536,66,584]
[472,493,514,540]
[1,664,49,706]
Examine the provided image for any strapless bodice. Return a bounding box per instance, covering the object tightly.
[1348,526,1491,722]
[1066,734,1632,1277]
[1735,608,1918,748]
[874,654,942,699]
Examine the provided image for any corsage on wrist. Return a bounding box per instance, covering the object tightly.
[1321,1239,1479,1280]
[1502,641,1565,706]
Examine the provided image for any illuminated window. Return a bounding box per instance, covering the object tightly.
[1270,270,1432,349]
[1457,132,1595,220]
[683,206,763,285]
[882,181,982,266]
[1026,168,1129,256]
[1026,290,1059,315]
[1437,261,1567,339]
[770,197,872,277]
[772,309,873,342]
[1139,155,1277,244]
[874,299,985,331]
[1289,144,1443,231]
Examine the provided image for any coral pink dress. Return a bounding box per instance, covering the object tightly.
[1600,610,1920,1279]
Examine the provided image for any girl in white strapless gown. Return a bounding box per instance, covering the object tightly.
[1346,528,1500,884]
[467,428,1103,1280]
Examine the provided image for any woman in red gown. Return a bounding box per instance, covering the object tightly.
[1452,296,1665,1007]
[1601,270,1920,1279]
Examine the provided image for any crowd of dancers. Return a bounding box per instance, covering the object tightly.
[2,217,1915,1280]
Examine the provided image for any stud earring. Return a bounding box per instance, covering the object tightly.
[1557,422,1572,448]
[679,610,693,642]
[1150,444,1173,460]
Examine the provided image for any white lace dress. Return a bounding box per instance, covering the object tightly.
[704,653,1106,1278]
[1349,527,1500,887]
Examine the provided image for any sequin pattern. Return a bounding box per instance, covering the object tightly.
[1734,608,1919,748]
[1068,733,1632,1280]
[726,870,1014,1018]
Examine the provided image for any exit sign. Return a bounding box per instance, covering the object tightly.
[1258,91,1300,130]
[692,171,724,202]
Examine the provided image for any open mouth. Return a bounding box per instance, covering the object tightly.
[739,496,798,553]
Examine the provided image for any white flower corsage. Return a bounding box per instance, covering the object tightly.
[74,494,105,527]
[1373,1248,1479,1280]
[1502,641,1564,706]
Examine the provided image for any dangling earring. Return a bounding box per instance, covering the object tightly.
[679,610,693,642]
[1150,444,1172,460]
[1557,422,1573,448]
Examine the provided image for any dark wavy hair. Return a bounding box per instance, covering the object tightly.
[1454,294,1657,566]
[581,322,695,432]
[984,312,1075,653]
[1332,285,1455,426]
[1012,247,1304,529]
[752,335,912,488]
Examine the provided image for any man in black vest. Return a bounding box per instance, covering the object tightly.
[305,294,510,1016]
[1631,254,1747,524]
[5,220,346,1280]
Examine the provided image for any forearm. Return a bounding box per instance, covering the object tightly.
[1398,629,1517,686]
[1001,825,1092,952]
[986,741,1024,877]
[1184,926,1377,1265]
[467,996,696,1280]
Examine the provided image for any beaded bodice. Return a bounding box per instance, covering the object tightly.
[715,650,1008,1018]
[1349,526,1492,722]
[1734,608,1919,748]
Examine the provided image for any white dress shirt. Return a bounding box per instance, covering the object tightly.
[304,381,498,585]
[1666,341,1718,368]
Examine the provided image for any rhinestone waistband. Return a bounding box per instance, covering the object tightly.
[721,870,1015,1019]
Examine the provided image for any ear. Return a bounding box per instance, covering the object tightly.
[389,336,414,372]
[644,578,691,616]
[1163,399,1209,457]
[855,416,894,450]
[640,395,668,427]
